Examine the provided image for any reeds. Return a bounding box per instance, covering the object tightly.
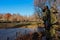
[15,32,42,40]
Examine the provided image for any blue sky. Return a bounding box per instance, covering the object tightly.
[0,0,34,16]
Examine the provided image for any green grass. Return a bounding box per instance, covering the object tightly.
[0,22,42,29]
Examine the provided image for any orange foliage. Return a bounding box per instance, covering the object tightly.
[4,13,12,20]
[5,13,11,18]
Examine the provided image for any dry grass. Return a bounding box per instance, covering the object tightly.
[15,32,42,40]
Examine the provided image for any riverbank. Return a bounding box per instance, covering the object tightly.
[0,22,44,29]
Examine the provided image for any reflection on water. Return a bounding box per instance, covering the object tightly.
[0,28,35,40]
[0,27,47,40]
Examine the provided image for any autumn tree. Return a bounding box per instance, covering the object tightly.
[34,0,59,40]
[5,13,12,21]
[0,14,3,20]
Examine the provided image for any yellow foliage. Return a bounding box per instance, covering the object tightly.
[50,7,58,24]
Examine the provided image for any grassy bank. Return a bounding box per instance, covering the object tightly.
[0,22,44,29]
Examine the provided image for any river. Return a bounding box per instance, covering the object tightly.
[0,28,35,40]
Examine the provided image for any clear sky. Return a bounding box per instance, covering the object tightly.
[0,0,34,16]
